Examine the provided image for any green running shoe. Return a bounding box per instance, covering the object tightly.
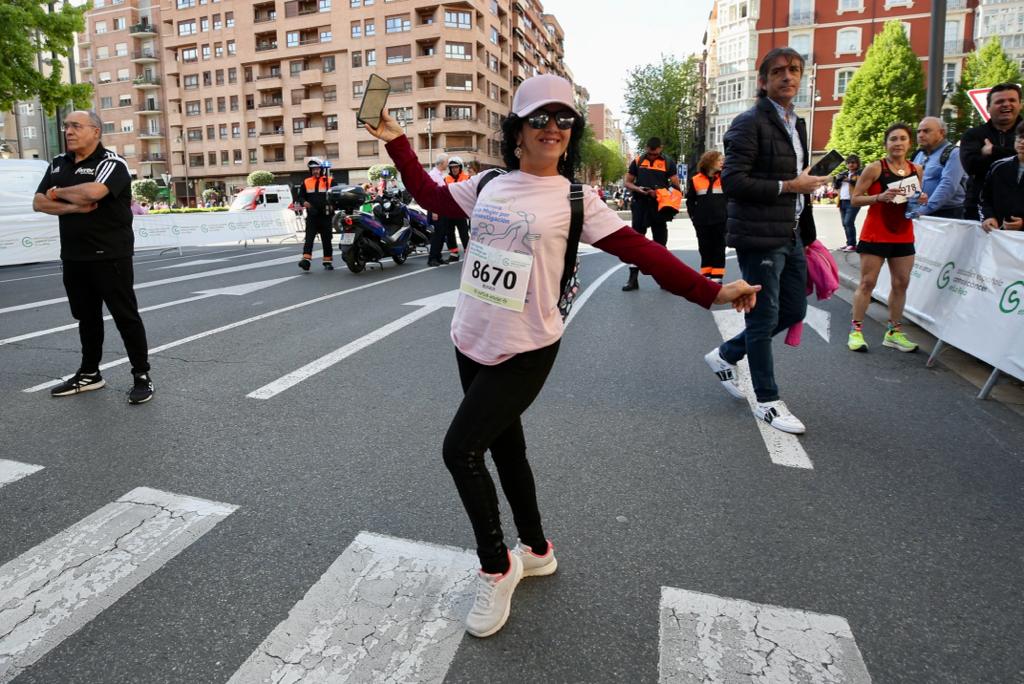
[883,329,918,353]
[847,329,868,352]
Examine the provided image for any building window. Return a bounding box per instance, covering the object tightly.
[943,62,958,91]
[178,20,196,36]
[836,28,861,55]
[789,33,811,62]
[226,11,234,27]
[320,30,332,42]
[117,68,130,81]
[100,96,113,108]
[208,151,217,166]
[202,44,211,60]
[324,85,337,101]
[227,40,236,55]
[319,0,331,10]
[215,43,224,58]
[101,122,115,134]
[248,149,258,162]
[323,55,335,72]
[445,42,471,60]
[388,106,412,123]
[351,22,361,38]
[352,51,362,68]
[490,27,498,44]
[837,0,863,11]
[445,105,472,120]
[120,119,133,133]
[386,45,411,64]
[364,19,375,36]
[287,31,299,47]
[353,81,364,96]
[183,74,199,89]
[217,97,226,112]
[444,10,470,29]
[290,60,303,76]
[835,69,855,97]
[182,48,198,63]
[389,75,412,93]
[357,140,379,157]
[219,124,228,139]
[365,49,376,66]
[385,15,411,33]
[119,94,132,106]
[114,42,128,57]
[445,72,472,91]
[234,149,242,163]
[95,20,107,34]
[232,123,241,138]
[228,67,237,83]
[200,16,209,31]
[325,114,338,130]
[185,101,201,115]
[213,13,222,29]
[351,0,360,6]
[206,125,215,139]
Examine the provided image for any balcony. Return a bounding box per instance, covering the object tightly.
[168,112,183,127]
[138,129,164,139]
[301,126,325,143]
[789,10,814,26]
[255,40,278,52]
[299,68,322,86]
[257,101,284,117]
[79,33,92,47]
[133,75,161,89]
[137,104,163,114]
[300,97,324,115]
[259,129,286,144]
[79,59,93,72]
[256,73,283,88]
[944,39,964,55]
[129,23,158,37]
[947,0,967,8]
[131,49,159,63]
[140,153,167,164]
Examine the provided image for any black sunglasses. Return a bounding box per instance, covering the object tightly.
[526,110,576,130]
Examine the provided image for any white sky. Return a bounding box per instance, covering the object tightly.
[541,0,716,129]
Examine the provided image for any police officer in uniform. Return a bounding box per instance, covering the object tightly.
[427,156,470,266]
[298,158,334,271]
[32,110,153,404]
[622,137,682,290]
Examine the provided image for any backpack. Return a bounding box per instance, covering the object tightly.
[476,169,585,321]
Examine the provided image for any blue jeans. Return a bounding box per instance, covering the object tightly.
[839,200,860,247]
[719,237,807,403]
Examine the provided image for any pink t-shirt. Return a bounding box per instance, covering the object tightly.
[446,170,625,365]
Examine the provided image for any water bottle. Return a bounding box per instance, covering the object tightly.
[904,191,921,220]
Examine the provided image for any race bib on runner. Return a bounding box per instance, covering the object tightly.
[886,176,921,205]
[459,241,533,312]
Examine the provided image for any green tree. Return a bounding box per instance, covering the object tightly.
[623,54,701,162]
[828,21,925,163]
[202,188,219,203]
[948,38,1022,141]
[246,170,274,186]
[131,179,159,203]
[367,163,397,181]
[0,1,93,114]
[599,139,627,184]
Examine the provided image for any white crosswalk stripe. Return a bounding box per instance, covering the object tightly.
[0,460,43,489]
[227,532,477,684]
[0,487,237,683]
[658,587,872,683]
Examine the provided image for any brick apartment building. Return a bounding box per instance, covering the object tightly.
[587,103,630,159]
[76,0,572,203]
[704,0,978,157]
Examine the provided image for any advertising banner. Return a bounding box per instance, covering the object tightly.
[875,217,1024,381]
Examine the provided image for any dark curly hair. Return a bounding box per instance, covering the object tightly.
[499,112,585,182]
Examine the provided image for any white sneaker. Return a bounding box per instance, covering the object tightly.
[465,551,523,638]
[513,540,557,577]
[704,348,744,399]
[753,401,806,434]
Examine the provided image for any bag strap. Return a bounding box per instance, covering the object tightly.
[475,168,506,197]
[560,184,585,295]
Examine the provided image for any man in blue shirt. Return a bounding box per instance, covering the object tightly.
[912,117,965,219]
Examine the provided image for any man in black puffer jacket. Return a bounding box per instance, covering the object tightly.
[703,47,830,435]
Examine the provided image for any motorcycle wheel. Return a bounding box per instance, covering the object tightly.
[344,245,366,273]
[392,246,409,265]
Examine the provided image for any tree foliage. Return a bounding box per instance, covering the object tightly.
[246,170,275,187]
[367,163,398,181]
[827,21,925,163]
[131,179,159,203]
[948,38,1022,141]
[579,125,627,185]
[623,54,701,163]
[0,0,93,114]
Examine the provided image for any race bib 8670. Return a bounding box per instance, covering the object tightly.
[459,241,533,312]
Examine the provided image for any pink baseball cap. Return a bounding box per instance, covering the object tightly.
[511,74,578,118]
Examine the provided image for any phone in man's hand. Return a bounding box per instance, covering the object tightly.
[807,149,844,177]
[356,73,391,128]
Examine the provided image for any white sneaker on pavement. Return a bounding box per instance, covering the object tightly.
[753,400,806,434]
[465,550,523,638]
[704,348,745,399]
[513,540,557,577]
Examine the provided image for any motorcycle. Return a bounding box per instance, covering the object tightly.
[328,185,413,273]
[372,186,432,252]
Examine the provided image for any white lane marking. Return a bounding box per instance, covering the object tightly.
[564,263,626,327]
[247,289,459,400]
[0,277,299,348]
[0,273,61,284]
[659,587,872,683]
[0,461,44,489]
[711,309,814,469]
[150,258,231,270]
[227,531,476,684]
[23,268,430,393]
[0,487,236,684]
[805,303,831,343]
[0,251,322,315]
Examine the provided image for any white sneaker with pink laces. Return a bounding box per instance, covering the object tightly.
[465,550,523,638]
[513,540,558,577]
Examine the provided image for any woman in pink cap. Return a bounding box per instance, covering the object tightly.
[365,73,759,638]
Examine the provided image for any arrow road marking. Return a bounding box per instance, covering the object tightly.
[150,258,230,270]
[805,303,831,343]
[247,289,459,400]
[711,309,813,469]
[659,587,871,683]
[0,460,43,489]
[0,487,237,684]
[22,268,430,393]
[227,532,477,684]
[0,277,299,348]
[0,251,323,315]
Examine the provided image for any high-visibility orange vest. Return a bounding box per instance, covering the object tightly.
[444,171,470,184]
[656,187,682,213]
[691,172,723,195]
[303,175,331,193]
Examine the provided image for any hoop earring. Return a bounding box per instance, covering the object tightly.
[514,146,522,159]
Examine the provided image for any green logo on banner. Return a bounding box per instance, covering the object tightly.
[937,261,955,289]
[21,237,33,248]
[1000,281,1024,314]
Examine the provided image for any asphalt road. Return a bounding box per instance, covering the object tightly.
[1,215,1022,683]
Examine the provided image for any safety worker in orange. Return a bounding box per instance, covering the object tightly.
[622,136,682,291]
[685,150,728,283]
[298,158,334,271]
[427,156,471,266]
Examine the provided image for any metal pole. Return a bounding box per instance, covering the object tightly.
[927,0,948,117]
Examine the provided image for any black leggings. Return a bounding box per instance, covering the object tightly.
[443,341,560,573]
[695,222,726,277]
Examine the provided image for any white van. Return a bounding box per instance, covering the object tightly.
[228,184,295,212]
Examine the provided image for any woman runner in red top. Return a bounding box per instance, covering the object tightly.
[848,123,927,353]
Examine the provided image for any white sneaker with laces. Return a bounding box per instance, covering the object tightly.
[704,348,745,399]
[753,400,806,434]
[513,540,557,577]
[465,551,523,638]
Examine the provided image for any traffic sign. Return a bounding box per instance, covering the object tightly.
[160,172,172,186]
[967,88,992,121]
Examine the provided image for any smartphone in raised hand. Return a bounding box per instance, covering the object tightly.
[356,74,391,128]
[808,149,844,177]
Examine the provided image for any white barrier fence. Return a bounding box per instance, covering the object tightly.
[0,209,299,267]
[875,217,1024,394]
